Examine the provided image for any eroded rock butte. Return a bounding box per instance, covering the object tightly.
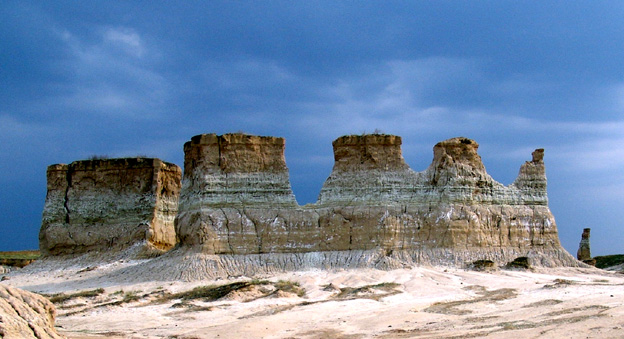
[38,133,579,279]
[40,158,181,258]
[171,133,577,276]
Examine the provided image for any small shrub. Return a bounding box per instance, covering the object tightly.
[122,291,142,303]
[88,155,109,160]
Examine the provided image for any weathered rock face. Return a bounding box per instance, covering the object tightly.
[174,133,576,268]
[175,134,299,253]
[40,158,181,257]
[318,134,417,204]
[0,284,65,338]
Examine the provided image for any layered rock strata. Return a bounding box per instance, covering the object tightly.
[0,284,65,338]
[175,133,300,253]
[40,158,181,257]
[171,133,577,276]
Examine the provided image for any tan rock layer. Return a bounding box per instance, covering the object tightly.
[331,134,409,172]
[39,158,181,257]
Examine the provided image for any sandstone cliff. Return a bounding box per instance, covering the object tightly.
[0,284,64,339]
[165,133,577,280]
[39,158,181,258]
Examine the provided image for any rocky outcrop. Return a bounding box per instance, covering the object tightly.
[175,134,299,254]
[0,284,65,338]
[171,133,577,274]
[34,133,577,279]
[39,158,181,258]
[577,228,595,265]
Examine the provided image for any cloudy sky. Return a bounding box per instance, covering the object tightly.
[2,1,623,256]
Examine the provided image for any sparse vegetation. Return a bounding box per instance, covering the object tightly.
[172,281,259,301]
[0,250,40,268]
[46,288,105,304]
[360,128,385,135]
[162,279,305,303]
[424,287,517,315]
[87,155,109,160]
[170,301,214,312]
[333,282,401,301]
[121,291,142,303]
[469,259,497,271]
[594,254,624,269]
[543,279,575,289]
[0,250,40,260]
[274,280,305,297]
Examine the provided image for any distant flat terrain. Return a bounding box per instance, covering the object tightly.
[0,250,40,267]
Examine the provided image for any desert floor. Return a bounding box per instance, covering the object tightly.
[3,262,624,339]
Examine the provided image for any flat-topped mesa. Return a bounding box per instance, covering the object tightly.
[318,134,417,204]
[331,134,410,172]
[40,158,181,258]
[180,133,297,207]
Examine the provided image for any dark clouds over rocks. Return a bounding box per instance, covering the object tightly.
[1,1,623,255]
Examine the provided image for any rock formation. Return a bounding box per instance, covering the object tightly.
[577,228,595,266]
[175,133,301,254]
[39,158,181,258]
[0,284,65,338]
[36,133,579,279]
[161,133,577,280]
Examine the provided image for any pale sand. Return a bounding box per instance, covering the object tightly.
[3,262,624,338]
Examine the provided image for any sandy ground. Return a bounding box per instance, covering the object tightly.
[2,262,624,339]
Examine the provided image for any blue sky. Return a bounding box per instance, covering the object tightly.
[1,1,623,256]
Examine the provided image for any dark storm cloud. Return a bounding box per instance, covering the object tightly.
[1,1,623,256]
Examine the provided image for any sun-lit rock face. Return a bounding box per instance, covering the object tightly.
[331,134,410,172]
[39,158,181,257]
[0,284,65,338]
[175,133,577,268]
